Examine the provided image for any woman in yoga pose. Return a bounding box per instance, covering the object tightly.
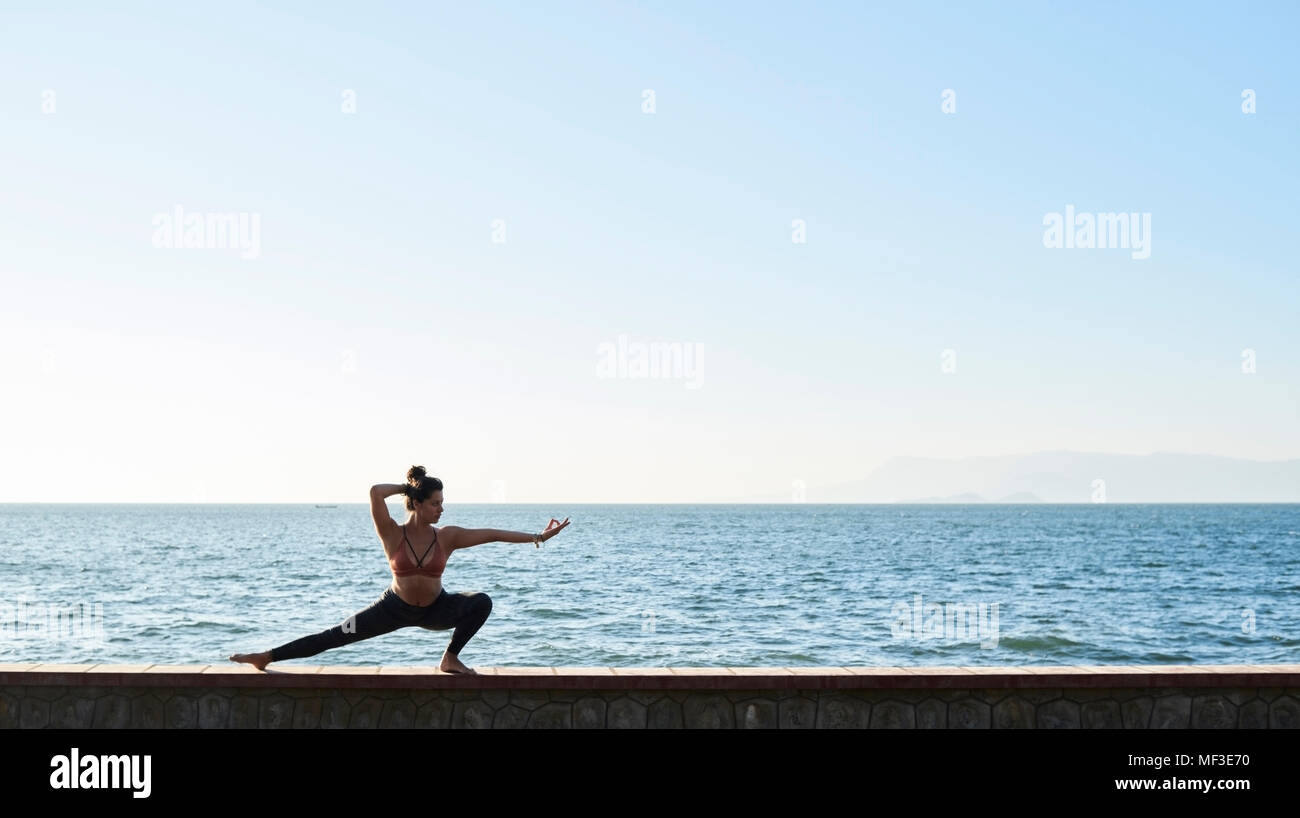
[229,465,571,674]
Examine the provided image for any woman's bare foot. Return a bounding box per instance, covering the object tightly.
[228,651,271,671]
[439,653,477,675]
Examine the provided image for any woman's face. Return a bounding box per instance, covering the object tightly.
[419,491,444,523]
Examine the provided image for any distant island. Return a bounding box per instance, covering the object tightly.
[758,452,1300,503]
[911,491,1044,503]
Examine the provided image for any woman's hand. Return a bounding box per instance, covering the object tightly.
[538,516,571,545]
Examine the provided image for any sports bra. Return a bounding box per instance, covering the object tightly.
[389,524,448,579]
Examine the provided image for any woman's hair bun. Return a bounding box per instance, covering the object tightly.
[400,464,442,510]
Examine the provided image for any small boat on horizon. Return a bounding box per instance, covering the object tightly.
[314,504,338,508]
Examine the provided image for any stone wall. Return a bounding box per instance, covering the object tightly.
[7,685,1300,728]
[3,664,1298,728]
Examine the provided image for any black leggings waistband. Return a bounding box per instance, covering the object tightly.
[382,586,446,612]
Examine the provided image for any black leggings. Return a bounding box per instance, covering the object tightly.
[268,587,492,663]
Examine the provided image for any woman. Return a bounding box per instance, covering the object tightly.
[229,465,571,674]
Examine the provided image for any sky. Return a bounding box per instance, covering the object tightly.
[0,1,1297,503]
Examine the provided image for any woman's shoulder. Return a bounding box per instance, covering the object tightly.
[379,521,406,551]
[434,524,464,549]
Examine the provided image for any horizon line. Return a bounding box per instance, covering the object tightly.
[3,501,1299,506]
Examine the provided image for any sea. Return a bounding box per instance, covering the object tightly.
[2,503,1297,667]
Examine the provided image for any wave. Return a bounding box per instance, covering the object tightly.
[994,635,1089,652]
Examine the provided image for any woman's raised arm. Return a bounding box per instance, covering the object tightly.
[369,484,406,539]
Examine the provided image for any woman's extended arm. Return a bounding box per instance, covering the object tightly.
[445,517,571,551]
[446,528,535,549]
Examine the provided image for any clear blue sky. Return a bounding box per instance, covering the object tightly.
[1,1,1296,502]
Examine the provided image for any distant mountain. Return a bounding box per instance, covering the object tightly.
[804,452,1300,503]
[909,488,1050,501]
[911,492,987,503]
[908,491,1044,503]
[997,491,1044,503]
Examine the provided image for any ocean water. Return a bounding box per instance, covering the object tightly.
[2,503,1297,667]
